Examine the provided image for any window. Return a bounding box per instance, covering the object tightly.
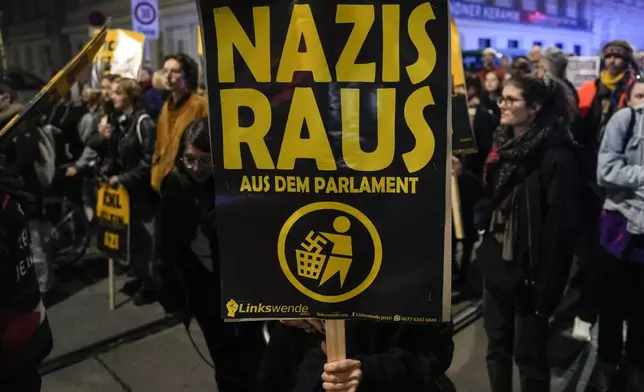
[566,0,578,18]
[24,47,33,70]
[546,0,558,14]
[11,49,22,69]
[522,0,538,11]
[574,45,582,55]
[555,42,564,49]
[478,38,492,49]
[508,39,519,49]
[533,41,543,47]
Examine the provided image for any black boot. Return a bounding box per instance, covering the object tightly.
[133,286,157,307]
[120,278,142,296]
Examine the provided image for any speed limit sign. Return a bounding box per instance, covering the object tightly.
[131,0,159,39]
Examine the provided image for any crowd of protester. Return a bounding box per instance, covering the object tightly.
[453,40,644,392]
[0,38,643,392]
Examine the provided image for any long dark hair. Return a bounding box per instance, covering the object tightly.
[180,117,211,155]
[506,74,578,129]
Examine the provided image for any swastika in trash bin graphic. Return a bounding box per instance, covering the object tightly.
[278,202,382,303]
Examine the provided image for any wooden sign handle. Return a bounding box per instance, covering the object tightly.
[452,173,465,240]
[325,320,346,361]
[108,258,115,310]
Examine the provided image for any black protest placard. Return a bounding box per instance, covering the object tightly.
[450,18,476,154]
[198,0,451,323]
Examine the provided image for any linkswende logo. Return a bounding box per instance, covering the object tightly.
[225,299,309,318]
[226,299,239,317]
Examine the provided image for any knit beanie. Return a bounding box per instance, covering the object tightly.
[602,40,633,59]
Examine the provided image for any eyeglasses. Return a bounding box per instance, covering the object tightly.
[181,153,212,170]
[497,96,525,107]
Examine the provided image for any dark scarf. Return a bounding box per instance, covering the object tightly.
[484,124,552,261]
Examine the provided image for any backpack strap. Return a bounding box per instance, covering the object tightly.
[626,107,637,142]
[135,113,150,145]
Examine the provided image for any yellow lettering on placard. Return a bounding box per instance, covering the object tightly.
[403,86,436,172]
[214,6,271,83]
[241,175,271,191]
[341,88,395,171]
[104,232,119,250]
[277,4,331,83]
[277,88,336,170]
[382,5,400,82]
[221,89,274,169]
[407,3,437,84]
[335,5,375,83]
[240,175,252,191]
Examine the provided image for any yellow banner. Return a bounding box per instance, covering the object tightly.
[96,183,130,225]
[450,18,465,87]
[92,29,145,74]
[197,26,203,56]
[0,22,109,147]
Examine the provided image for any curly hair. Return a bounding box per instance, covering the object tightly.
[163,53,199,91]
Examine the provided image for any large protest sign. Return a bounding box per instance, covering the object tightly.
[96,183,131,262]
[198,0,450,323]
[90,29,145,88]
[0,23,109,148]
[566,56,600,89]
[450,18,476,154]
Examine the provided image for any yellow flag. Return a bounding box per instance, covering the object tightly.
[0,22,110,148]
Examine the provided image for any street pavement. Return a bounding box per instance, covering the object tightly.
[40,254,593,391]
[41,253,217,391]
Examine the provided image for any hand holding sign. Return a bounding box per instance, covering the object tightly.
[321,349,362,392]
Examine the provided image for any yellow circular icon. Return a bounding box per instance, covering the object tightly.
[277,202,382,303]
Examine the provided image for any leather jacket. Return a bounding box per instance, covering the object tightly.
[106,109,158,204]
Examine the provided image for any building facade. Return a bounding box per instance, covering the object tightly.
[452,0,595,55]
[1,0,201,79]
[453,0,644,56]
[2,0,644,79]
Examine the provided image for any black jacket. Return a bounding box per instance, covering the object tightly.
[99,110,157,205]
[258,321,454,392]
[476,130,581,316]
[0,167,53,375]
[47,102,87,165]
[158,168,217,317]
